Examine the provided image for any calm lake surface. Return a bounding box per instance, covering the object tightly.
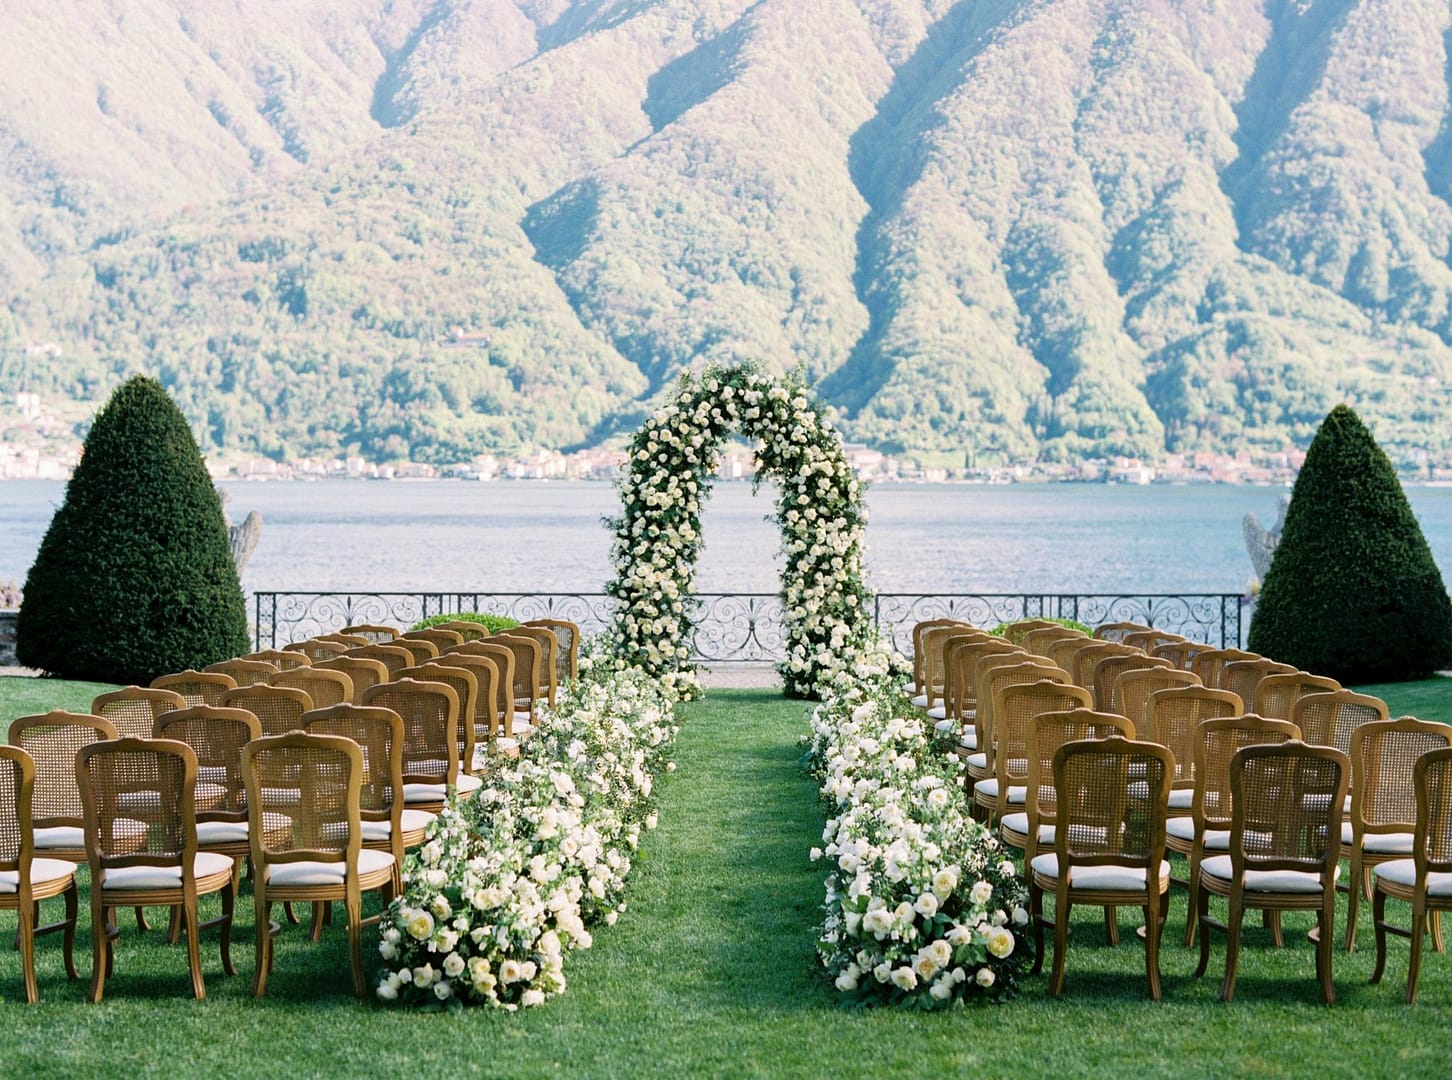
[3,479,1450,599]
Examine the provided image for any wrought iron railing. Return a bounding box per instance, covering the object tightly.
[253,590,1244,659]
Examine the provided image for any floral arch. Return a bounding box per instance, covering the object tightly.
[604,364,874,698]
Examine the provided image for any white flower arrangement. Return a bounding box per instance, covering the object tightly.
[376,658,680,1009]
[805,639,1032,1007]
[603,362,874,699]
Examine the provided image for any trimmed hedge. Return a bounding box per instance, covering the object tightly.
[410,612,519,633]
[16,376,249,682]
[1248,404,1452,682]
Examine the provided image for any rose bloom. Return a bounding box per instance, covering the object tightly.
[976,967,996,988]
[499,959,523,983]
[986,927,1015,958]
[443,952,466,978]
[405,909,436,941]
[914,892,939,918]
[890,967,918,991]
[970,880,994,906]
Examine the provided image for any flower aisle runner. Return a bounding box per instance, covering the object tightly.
[376,661,680,1008]
[805,646,1032,1006]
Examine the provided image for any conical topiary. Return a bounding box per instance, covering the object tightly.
[1248,404,1452,682]
[16,375,249,682]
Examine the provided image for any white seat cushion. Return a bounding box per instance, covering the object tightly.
[0,858,76,893]
[911,694,929,709]
[1168,788,1194,810]
[102,851,235,891]
[927,705,947,720]
[117,783,227,814]
[403,772,483,802]
[958,731,979,750]
[1340,823,1414,854]
[1000,813,1054,844]
[966,752,988,770]
[196,812,293,845]
[1199,855,1340,893]
[972,778,1026,804]
[268,848,394,887]
[1165,817,1230,850]
[1031,853,1171,892]
[35,820,147,850]
[360,809,436,841]
[1373,859,1452,897]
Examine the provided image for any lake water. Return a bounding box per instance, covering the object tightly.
[3,478,1449,598]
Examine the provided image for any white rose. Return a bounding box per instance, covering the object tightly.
[928,978,953,1001]
[405,909,435,941]
[413,964,436,988]
[433,981,452,1000]
[932,868,958,898]
[914,893,939,919]
[443,952,466,978]
[976,967,996,988]
[376,981,398,1001]
[890,967,918,992]
[986,927,1015,958]
[970,881,993,906]
[835,970,859,992]
[1012,906,1029,926]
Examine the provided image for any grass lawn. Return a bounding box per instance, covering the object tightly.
[0,682,1447,1077]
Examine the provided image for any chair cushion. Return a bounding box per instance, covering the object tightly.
[1168,788,1194,810]
[268,848,394,886]
[926,705,947,720]
[35,821,147,850]
[360,809,437,841]
[972,778,1026,804]
[0,858,76,893]
[1339,823,1414,854]
[117,783,227,813]
[102,851,235,891]
[1000,813,1054,843]
[966,752,988,770]
[911,694,929,709]
[1165,817,1230,850]
[1031,853,1171,891]
[959,731,979,750]
[196,812,293,845]
[403,772,482,802]
[1199,855,1340,893]
[1373,859,1452,897]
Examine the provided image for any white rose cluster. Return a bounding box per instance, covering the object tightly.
[602,363,873,699]
[375,660,681,1009]
[804,645,1031,1008]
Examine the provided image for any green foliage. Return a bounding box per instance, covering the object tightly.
[1249,405,1452,681]
[409,611,518,633]
[15,375,249,682]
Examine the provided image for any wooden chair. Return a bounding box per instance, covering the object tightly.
[9,712,122,863]
[1113,667,1201,739]
[1170,713,1299,947]
[361,679,478,812]
[1220,659,1297,717]
[345,643,414,679]
[1002,619,1059,643]
[441,652,505,750]
[434,620,491,642]
[315,633,371,649]
[510,626,561,708]
[77,737,236,1002]
[1194,741,1348,1003]
[402,628,465,652]
[244,649,312,671]
[1292,690,1390,757]
[0,745,78,1002]
[302,705,432,894]
[315,656,391,705]
[340,623,399,643]
[1144,686,1242,821]
[962,649,1035,784]
[286,639,351,664]
[203,658,277,688]
[916,624,968,715]
[1029,736,1174,999]
[1123,629,1186,653]
[242,732,396,998]
[971,660,1071,819]
[389,637,440,665]
[930,630,989,734]
[491,634,544,732]
[524,618,581,683]
[268,667,353,710]
[1189,648,1259,690]
[397,663,479,777]
[1047,636,1103,681]
[1152,639,1216,671]
[1069,641,1139,691]
[1254,672,1341,722]
[1343,717,1452,951]
[998,685,1096,857]
[151,670,237,706]
[1093,621,1150,643]
[1091,653,1173,715]
[1017,709,1134,866]
[450,643,519,738]
[221,684,313,737]
[1021,624,1086,658]
[92,686,187,739]
[943,638,1019,754]
[908,619,970,704]
[1371,745,1452,1003]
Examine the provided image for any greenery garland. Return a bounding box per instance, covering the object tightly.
[604,363,873,698]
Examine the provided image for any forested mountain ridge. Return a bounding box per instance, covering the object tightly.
[1,0,1449,466]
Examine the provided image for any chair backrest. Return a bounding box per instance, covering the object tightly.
[1001,619,1059,643]
[1046,635,1101,678]
[1053,736,1172,873]
[340,624,399,644]
[1071,641,1139,690]
[1093,621,1150,643]
[245,649,312,671]
[1413,747,1452,879]
[301,705,404,832]
[1220,659,1297,715]
[315,656,391,705]
[402,628,465,651]
[361,679,460,787]
[287,639,351,663]
[1144,686,1242,789]
[997,681,1094,792]
[77,736,199,871]
[448,643,517,734]
[1152,639,1215,671]
[221,684,314,737]
[978,660,1070,769]
[910,619,970,692]
[918,625,968,706]
[0,746,38,883]
[153,705,260,824]
[524,619,581,682]
[1229,741,1347,878]
[434,620,491,642]
[1020,624,1086,658]
[1195,714,1300,829]
[8,712,119,829]
[1254,672,1342,722]
[1189,648,1259,690]
[947,638,1020,718]
[397,663,478,774]
[1349,717,1452,838]
[1290,690,1389,754]
[268,667,353,710]
[151,670,237,706]
[1112,667,1201,739]
[1092,653,1173,715]
[1029,709,1135,830]
[491,634,543,709]
[91,686,187,739]
[316,633,371,649]
[937,629,992,716]
[203,658,278,687]
[508,627,560,706]
[390,637,440,665]
[1122,629,1185,653]
[242,732,362,868]
[346,643,415,678]
[440,653,504,741]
